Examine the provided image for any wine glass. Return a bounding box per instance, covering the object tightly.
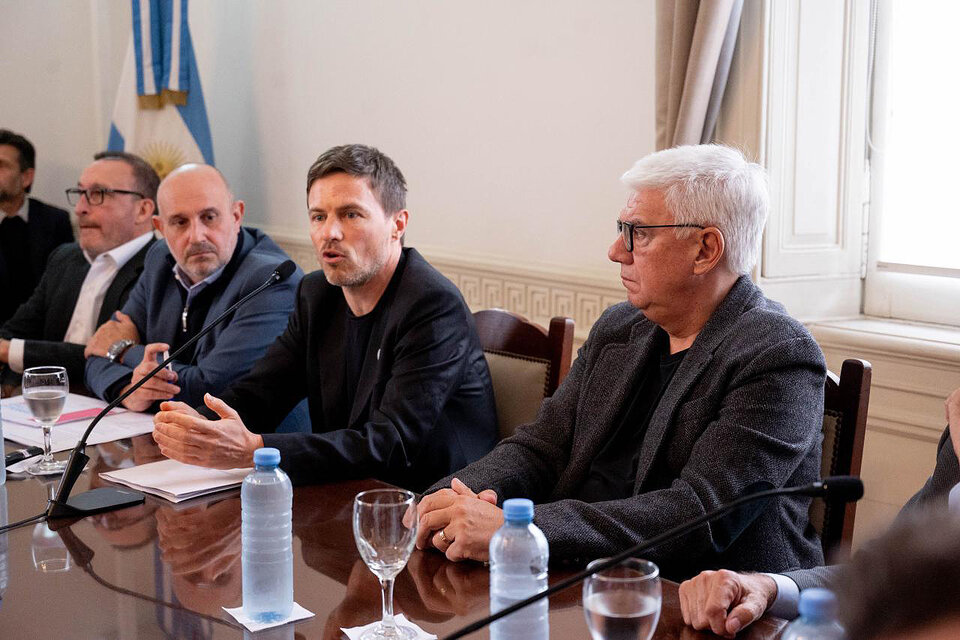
[23,366,69,475]
[31,483,70,572]
[352,489,418,639]
[583,558,661,640]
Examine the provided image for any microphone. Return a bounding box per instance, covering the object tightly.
[441,476,865,640]
[47,260,298,519]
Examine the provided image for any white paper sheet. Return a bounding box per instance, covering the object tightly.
[1,393,155,452]
[99,458,252,503]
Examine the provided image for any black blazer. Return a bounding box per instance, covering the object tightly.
[209,248,499,492]
[1,239,154,384]
[0,198,73,322]
[26,198,74,282]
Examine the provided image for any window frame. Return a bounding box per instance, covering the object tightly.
[862,0,960,327]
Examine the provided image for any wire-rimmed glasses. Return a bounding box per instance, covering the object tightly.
[352,489,419,639]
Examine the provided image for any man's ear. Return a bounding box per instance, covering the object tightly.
[392,209,409,241]
[21,167,35,191]
[137,198,156,223]
[692,226,725,275]
[152,215,163,235]
[233,200,245,227]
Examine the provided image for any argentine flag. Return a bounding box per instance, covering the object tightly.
[108,0,214,178]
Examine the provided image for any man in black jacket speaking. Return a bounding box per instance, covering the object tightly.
[152,144,498,491]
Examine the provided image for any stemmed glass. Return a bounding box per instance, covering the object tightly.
[23,366,69,475]
[32,482,71,572]
[352,489,418,639]
[583,558,661,640]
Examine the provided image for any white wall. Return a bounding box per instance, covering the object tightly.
[2,0,656,282]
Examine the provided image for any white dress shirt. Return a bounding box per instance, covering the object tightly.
[7,231,154,373]
[4,196,29,222]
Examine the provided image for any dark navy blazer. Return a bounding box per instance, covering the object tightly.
[85,227,302,408]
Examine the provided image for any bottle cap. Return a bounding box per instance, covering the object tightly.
[798,588,838,621]
[253,447,281,467]
[502,498,534,523]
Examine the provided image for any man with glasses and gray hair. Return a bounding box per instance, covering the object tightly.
[0,151,158,386]
[416,144,826,579]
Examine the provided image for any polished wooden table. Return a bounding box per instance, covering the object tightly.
[0,437,788,639]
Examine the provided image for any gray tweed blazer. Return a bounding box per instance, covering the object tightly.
[786,426,959,590]
[430,275,826,578]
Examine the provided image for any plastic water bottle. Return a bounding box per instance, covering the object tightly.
[781,588,845,640]
[241,447,293,623]
[489,498,549,640]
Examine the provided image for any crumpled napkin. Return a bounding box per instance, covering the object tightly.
[222,602,314,631]
[341,614,437,639]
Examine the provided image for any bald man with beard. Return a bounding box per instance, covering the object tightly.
[85,164,304,420]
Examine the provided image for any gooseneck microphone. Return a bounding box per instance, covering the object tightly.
[441,476,864,640]
[47,260,297,519]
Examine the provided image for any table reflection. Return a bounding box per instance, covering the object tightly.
[156,497,243,615]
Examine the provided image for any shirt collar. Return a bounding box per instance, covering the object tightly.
[8,197,28,222]
[173,260,226,294]
[84,231,154,267]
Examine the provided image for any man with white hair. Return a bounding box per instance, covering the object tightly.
[416,145,827,578]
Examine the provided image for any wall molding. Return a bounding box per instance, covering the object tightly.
[262,228,626,344]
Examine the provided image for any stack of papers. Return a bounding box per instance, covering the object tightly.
[100,459,252,503]
[1,393,155,452]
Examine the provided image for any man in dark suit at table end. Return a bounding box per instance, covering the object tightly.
[0,128,74,323]
[152,144,498,492]
[417,144,826,579]
[677,387,960,638]
[0,151,158,386]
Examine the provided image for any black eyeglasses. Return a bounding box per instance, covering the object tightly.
[65,187,145,206]
[616,219,705,252]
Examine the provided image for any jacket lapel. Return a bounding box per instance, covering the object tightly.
[317,298,348,425]
[633,276,760,489]
[347,306,390,427]
[568,320,661,476]
[53,249,90,339]
[97,238,153,326]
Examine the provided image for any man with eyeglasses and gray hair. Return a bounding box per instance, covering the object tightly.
[417,144,827,580]
[0,151,158,386]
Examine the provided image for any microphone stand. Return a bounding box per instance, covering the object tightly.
[441,476,863,640]
[47,262,295,519]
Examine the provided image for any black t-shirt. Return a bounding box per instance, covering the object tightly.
[343,308,379,410]
[576,330,687,503]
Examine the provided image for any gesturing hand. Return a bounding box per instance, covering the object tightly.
[120,343,179,412]
[153,393,263,469]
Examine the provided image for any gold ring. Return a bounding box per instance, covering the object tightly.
[438,529,449,544]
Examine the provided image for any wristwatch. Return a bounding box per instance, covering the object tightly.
[106,339,135,363]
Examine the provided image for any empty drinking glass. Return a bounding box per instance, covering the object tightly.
[583,558,661,640]
[352,489,418,639]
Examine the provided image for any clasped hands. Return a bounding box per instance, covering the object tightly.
[415,478,505,562]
